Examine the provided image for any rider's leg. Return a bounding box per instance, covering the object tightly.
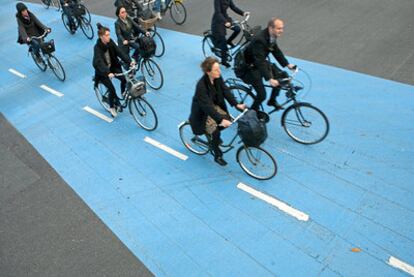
[211,129,227,166]
[30,39,41,57]
[226,25,241,47]
[129,42,140,61]
[242,71,266,111]
[213,33,230,67]
[268,66,288,108]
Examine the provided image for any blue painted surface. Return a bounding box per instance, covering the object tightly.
[1,1,414,276]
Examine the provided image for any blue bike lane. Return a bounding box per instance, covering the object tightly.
[1,2,414,276]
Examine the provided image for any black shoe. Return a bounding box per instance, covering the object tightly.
[221,61,231,68]
[267,99,284,110]
[214,156,228,166]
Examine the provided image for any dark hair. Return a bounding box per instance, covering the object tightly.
[115,6,125,17]
[16,2,28,13]
[97,23,110,37]
[201,57,219,73]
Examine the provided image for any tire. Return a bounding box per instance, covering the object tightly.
[82,5,92,23]
[281,102,329,145]
[61,13,75,34]
[47,55,66,81]
[52,0,61,11]
[169,1,187,25]
[94,82,111,112]
[41,0,51,9]
[227,85,255,109]
[179,121,210,155]
[236,146,277,180]
[79,16,94,39]
[202,35,217,59]
[152,31,165,57]
[30,51,47,72]
[141,59,164,90]
[129,97,158,131]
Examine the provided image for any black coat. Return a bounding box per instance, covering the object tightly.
[16,11,48,44]
[244,28,289,81]
[189,75,238,135]
[211,0,244,36]
[115,16,145,53]
[92,38,131,77]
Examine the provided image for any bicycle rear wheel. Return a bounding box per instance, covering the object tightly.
[48,55,66,81]
[129,97,158,131]
[237,145,277,180]
[94,83,111,112]
[30,51,47,71]
[179,121,210,155]
[152,31,165,57]
[141,59,164,90]
[281,102,329,144]
[169,1,187,25]
[79,16,94,39]
[202,35,217,58]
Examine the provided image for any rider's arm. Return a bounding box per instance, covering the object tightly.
[16,17,29,43]
[130,17,146,35]
[114,21,126,43]
[196,83,225,124]
[251,41,273,81]
[32,13,49,33]
[112,40,131,64]
[220,78,238,107]
[229,0,244,17]
[271,43,289,68]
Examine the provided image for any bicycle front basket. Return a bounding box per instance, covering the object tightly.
[73,4,86,16]
[129,79,146,98]
[41,40,55,54]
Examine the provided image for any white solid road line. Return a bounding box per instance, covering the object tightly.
[144,137,188,161]
[83,106,113,123]
[40,84,64,97]
[8,68,26,78]
[388,256,414,276]
[237,182,310,221]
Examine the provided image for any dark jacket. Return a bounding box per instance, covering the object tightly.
[189,75,238,135]
[92,38,131,77]
[211,0,244,36]
[244,28,289,81]
[16,11,48,44]
[115,16,145,44]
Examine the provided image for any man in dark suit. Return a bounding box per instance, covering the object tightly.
[242,18,296,111]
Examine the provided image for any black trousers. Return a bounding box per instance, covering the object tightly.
[95,68,126,108]
[242,64,288,111]
[210,128,223,158]
[212,25,241,63]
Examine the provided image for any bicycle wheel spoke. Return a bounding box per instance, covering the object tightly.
[237,146,277,180]
[129,98,158,131]
[48,55,66,81]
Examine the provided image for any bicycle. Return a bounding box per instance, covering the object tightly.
[202,14,260,63]
[28,31,66,82]
[129,37,164,90]
[225,67,329,145]
[61,2,94,39]
[179,109,277,180]
[93,65,158,131]
[160,0,187,25]
[41,0,61,11]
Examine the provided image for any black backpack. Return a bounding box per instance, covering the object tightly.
[233,47,248,78]
[138,36,156,58]
[237,110,268,147]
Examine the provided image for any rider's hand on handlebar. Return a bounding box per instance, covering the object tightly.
[145,32,151,37]
[244,11,250,17]
[26,37,31,43]
[236,103,246,111]
[269,78,280,87]
[287,64,297,71]
[108,73,115,79]
[123,40,128,45]
[46,28,51,33]
[130,60,136,67]
[225,22,231,28]
[220,119,232,128]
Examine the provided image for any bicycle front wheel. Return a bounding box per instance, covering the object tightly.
[169,1,187,25]
[179,121,210,155]
[141,59,164,90]
[129,97,158,131]
[152,31,165,57]
[281,102,329,145]
[79,16,94,39]
[237,146,277,180]
[48,55,66,81]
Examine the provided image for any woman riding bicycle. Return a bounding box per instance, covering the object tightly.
[16,3,51,60]
[115,6,150,61]
[189,57,246,166]
[93,23,135,118]
[211,0,249,68]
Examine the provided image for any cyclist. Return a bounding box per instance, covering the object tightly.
[114,0,141,18]
[93,23,135,118]
[16,3,51,61]
[242,17,296,111]
[211,0,249,68]
[115,6,150,61]
[189,57,246,166]
[59,0,77,33]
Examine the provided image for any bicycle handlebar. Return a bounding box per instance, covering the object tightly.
[218,109,248,127]
[232,13,250,26]
[29,30,49,40]
[113,63,138,77]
